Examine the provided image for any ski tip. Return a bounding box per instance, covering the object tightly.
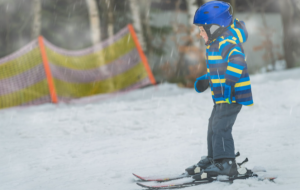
[133,173,146,181]
[265,174,278,180]
[137,182,172,189]
[258,173,278,181]
[269,177,277,180]
[136,182,150,188]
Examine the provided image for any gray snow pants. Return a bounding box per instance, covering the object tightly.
[207,103,242,160]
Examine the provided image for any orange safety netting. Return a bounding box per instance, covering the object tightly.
[0,25,155,109]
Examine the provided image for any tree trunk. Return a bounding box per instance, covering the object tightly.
[186,0,199,47]
[230,0,236,17]
[260,9,276,71]
[187,0,198,26]
[279,0,300,68]
[105,0,114,38]
[129,0,146,51]
[86,0,105,67]
[86,0,101,45]
[202,0,211,3]
[139,0,152,53]
[174,0,186,78]
[31,0,41,40]
[104,0,115,57]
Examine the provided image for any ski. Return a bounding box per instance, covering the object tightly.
[136,170,277,189]
[134,156,277,189]
[133,172,190,182]
[136,177,211,189]
[133,152,242,183]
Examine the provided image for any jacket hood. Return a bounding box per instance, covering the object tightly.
[225,18,248,44]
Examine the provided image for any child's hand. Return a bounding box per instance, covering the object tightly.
[194,74,209,93]
[194,79,209,93]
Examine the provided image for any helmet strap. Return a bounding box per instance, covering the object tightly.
[202,20,233,45]
[205,40,211,46]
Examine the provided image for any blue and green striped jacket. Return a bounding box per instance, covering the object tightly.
[205,19,253,106]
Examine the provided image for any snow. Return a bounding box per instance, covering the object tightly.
[1,68,300,190]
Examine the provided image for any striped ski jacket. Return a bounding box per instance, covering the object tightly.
[205,19,253,106]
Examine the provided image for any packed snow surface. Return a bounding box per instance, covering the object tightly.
[1,68,300,190]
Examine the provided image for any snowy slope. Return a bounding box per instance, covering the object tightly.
[0,68,300,190]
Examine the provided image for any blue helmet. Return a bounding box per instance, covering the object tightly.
[194,1,233,43]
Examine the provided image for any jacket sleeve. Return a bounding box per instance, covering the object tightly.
[196,73,209,81]
[221,43,247,87]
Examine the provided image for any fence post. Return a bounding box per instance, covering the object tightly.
[38,36,58,103]
[127,24,156,85]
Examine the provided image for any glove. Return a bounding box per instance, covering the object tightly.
[223,84,232,104]
[194,74,209,93]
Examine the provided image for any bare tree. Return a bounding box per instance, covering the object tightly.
[139,0,152,53]
[246,0,278,71]
[102,0,116,58]
[105,0,114,38]
[173,0,185,77]
[31,0,41,39]
[172,0,205,86]
[186,0,199,47]
[230,0,236,17]
[86,0,101,45]
[86,0,105,67]
[129,0,146,51]
[202,0,211,3]
[279,0,300,68]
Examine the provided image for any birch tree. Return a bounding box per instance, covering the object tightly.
[139,0,152,53]
[129,0,146,51]
[31,0,41,39]
[105,0,114,38]
[86,0,105,67]
[86,0,101,45]
[103,0,115,57]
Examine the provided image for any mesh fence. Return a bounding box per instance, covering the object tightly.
[0,40,51,109]
[0,25,155,109]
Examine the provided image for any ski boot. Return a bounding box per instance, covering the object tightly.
[203,158,238,177]
[186,152,240,176]
[185,156,214,175]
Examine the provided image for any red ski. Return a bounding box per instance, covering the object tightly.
[133,172,189,182]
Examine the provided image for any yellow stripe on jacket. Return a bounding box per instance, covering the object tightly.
[228,49,242,57]
[208,56,222,60]
[219,39,237,49]
[235,81,251,87]
[227,66,243,74]
[211,79,226,83]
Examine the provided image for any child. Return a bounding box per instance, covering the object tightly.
[185,1,253,177]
